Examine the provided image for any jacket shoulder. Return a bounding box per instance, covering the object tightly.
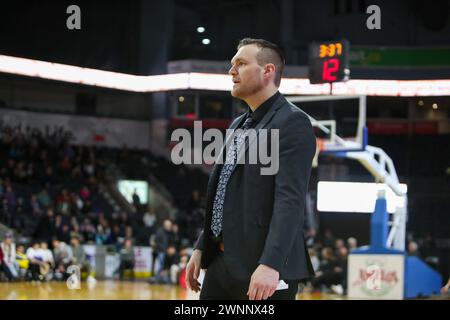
[286,100,311,121]
[274,97,312,127]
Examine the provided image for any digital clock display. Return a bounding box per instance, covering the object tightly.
[308,40,349,84]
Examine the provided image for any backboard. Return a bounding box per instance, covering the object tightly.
[287,95,367,153]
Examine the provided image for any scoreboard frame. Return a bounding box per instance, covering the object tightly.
[308,39,350,84]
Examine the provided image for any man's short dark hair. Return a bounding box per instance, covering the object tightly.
[237,38,285,87]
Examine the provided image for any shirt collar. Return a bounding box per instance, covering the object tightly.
[247,91,281,124]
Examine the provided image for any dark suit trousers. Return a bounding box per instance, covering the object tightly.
[200,252,299,300]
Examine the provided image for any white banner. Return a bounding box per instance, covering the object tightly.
[133,246,153,275]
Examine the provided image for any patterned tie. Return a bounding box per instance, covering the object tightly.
[211,116,254,237]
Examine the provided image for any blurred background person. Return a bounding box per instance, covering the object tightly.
[15,244,29,279]
[70,234,93,281]
[116,238,135,281]
[52,238,73,281]
[37,241,54,281]
[25,241,47,281]
[0,233,18,281]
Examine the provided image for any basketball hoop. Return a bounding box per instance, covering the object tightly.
[313,138,326,168]
[316,138,326,152]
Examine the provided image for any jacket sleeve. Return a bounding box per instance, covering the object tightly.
[194,230,204,251]
[258,111,316,272]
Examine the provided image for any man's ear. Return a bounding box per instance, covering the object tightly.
[264,64,276,80]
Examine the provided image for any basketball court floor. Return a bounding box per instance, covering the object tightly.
[0,280,344,300]
[0,281,447,300]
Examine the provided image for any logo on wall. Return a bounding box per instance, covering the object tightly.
[351,259,399,296]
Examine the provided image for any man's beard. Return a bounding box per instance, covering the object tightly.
[231,80,264,100]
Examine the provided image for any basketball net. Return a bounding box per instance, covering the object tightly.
[313,138,326,168]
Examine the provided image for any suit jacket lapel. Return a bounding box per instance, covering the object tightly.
[235,94,285,165]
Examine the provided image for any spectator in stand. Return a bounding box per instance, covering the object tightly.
[70,235,92,279]
[80,218,96,243]
[30,194,43,216]
[117,238,135,281]
[70,216,80,235]
[69,192,83,216]
[151,219,174,279]
[347,237,358,251]
[1,198,12,228]
[62,144,75,161]
[149,244,179,284]
[143,209,157,232]
[124,225,134,244]
[330,246,349,295]
[37,188,52,209]
[15,244,29,279]
[407,241,420,257]
[43,166,57,186]
[110,225,124,247]
[14,161,27,182]
[81,199,93,215]
[96,217,112,245]
[25,162,35,183]
[72,158,83,179]
[0,233,18,281]
[83,160,95,178]
[52,238,73,280]
[419,233,440,269]
[37,241,54,281]
[6,160,16,178]
[311,247,341,292]
[4,185,17,212]
[56,189,71,215]
[54,214,64,236]
[110,212,120,226]
[59,155,71,173]
[61,224,72,244]
[130,212,147,246]
[34,207,56,243]
[171,249,192,286]
[171,223,181,250]
[322,229,336,249]
[119,212,129,228]
[26,242,47,281]
[132,189,141,211]
[79,185,90,201]
[334,238,345,250]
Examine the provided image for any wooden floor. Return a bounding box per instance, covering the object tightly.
[0,280,345,300]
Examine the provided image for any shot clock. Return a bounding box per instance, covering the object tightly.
[308,39,350,84]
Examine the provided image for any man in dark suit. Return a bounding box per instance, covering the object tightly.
[185,38,316,300]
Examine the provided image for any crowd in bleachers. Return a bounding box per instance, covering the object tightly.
[0,123,205,284]
[0,123,112,240]
[1,231,93,282]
